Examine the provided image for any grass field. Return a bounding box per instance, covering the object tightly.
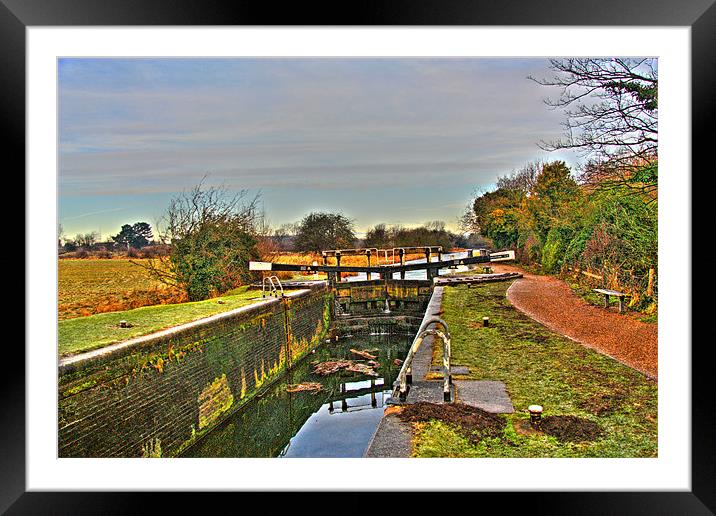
[58,286,290,356]
[58,259,184,320]
[413,281,658,458]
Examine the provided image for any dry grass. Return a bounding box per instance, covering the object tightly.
[58,259,185,320]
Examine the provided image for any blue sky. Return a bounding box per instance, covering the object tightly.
[58,58,578,239]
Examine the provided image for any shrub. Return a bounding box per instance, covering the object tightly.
[541,225,575,273]
[137,179,263,302]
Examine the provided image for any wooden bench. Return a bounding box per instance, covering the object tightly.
[593,288,630,313]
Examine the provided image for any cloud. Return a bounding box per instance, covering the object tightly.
[61,207,126,220]
[58,58,580,230]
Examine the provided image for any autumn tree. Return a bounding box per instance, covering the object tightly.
[526,161,580,243]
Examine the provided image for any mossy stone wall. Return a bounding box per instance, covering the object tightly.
[58,286,332,457]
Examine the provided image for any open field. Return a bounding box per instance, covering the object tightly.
[414,281,657,458]
[58,259,184,320]
[58,286,293,356]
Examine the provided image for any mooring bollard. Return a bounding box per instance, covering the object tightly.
[482,317,489,327]
[528,405,543,428]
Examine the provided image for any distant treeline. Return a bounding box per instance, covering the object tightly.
[267,217,487,253]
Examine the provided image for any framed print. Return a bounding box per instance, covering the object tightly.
[5,0,713,512]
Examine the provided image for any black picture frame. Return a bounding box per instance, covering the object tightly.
[5,0,711,512]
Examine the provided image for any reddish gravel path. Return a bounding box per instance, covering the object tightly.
[492,263,658,380]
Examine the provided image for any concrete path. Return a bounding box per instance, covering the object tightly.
[364,286,515,457]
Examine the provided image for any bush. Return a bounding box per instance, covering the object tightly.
[541,226,575,273]
[171,226,259,301]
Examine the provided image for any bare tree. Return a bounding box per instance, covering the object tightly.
[496,160,542,196]
[135,177,262,300]
[74,231,99,249]
[530,58,657,195]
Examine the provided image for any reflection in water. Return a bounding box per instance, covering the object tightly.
[181,333,412,458]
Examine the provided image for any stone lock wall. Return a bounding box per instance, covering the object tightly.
[58,286,332,458]
[334,279,433,317]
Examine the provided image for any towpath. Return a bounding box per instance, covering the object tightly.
[492,263,658,380]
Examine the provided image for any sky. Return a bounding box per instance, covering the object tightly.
[58,58,579,239]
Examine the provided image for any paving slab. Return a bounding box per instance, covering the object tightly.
[455,380,514,413]
[385,384,457,406]
[364,413,412,457]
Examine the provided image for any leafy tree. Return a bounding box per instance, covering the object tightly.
[132,222,153,248]
[112,222,153,250]
[136,178,261,301]
[112,225,134,249]
[530,58,658,195]
[526,161,580,243]
[294,212,356,252]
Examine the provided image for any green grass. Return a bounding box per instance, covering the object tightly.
[413,281,657,458]
[58,286,289,357]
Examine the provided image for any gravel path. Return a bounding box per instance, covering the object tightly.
[492,263,658,380]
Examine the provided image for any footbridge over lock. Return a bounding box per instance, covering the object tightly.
[250,246,519,345]
[249,247,516,284]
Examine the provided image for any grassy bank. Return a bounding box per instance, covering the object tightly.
[413,281,657,458]
[58,286,291,357]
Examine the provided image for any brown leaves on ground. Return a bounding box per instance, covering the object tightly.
[397,402,505,445]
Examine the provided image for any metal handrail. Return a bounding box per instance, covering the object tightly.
[394,316,452,402]
[262,275,285,298]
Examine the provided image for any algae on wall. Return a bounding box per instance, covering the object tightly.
[58,287,332,458]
